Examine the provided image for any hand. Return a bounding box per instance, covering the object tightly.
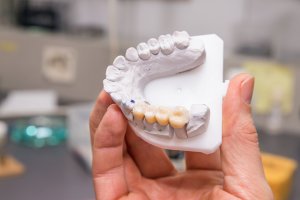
[89,74,273,200]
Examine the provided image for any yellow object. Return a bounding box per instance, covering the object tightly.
[0,40,18,53]
[262,153,297,200]
[244,60,294,115]
[0,155,25,178]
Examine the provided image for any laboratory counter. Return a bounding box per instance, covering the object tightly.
[0,143,95,200]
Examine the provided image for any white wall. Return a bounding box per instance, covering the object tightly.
[236,0,300,62]
[118,0,246,56]
[117,0,300,60]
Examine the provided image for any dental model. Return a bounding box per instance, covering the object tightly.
[103,31,228,153]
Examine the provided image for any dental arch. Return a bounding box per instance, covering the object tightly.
[103,31,210,140]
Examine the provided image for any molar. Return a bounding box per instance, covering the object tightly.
[137,42,151,60]
[172,31,190,49]
[132,103,147,128]
[147,38,160,55]
[186,104,210,137]
[158,34,175,55]
[125,47,139,62]
[155,106,170,126]
[113,56,128,71]
[169,107,189,128]
[169,106,189,139]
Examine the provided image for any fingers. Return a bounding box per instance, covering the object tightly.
[222,74,262,174]
[126,129,177,179]
[91,91,176,181]
[89,91,113,143]
[92,104,128,199]
[93,105,127,174]
[221,74,271,197]
[185,149,221,170]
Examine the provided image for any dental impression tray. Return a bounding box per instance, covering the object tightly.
[103,31,228,154]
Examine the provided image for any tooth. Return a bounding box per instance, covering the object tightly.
[144,105,173,136]
[106,65,123,81]
[103,79,120,93]
[147,38,160,55]
[113,56,128,71]
[137,42,151,60]
[169,107,189,128]
[132,103,147,128]
[158,34,175,55]
[155,106,170,126]
[172,31,190,49]
[169,106,189,139]
[169,115,187,129]
[186,104,210,138]
[132,104,146,120]
[125,47,139,62]
[144,105,157,124]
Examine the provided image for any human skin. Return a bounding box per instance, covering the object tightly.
[89,74,273,200]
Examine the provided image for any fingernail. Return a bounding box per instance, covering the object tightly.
[108,104,117,111]
[99,91,113,107]
[241,76,254,104]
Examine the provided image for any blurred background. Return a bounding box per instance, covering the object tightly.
[0,0,299,199]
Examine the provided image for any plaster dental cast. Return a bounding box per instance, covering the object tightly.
[90,31,273,200]
[103,31,226,153]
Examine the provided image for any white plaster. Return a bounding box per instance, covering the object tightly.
[113,56,128,71]
[125,47,139,62]
[106,65,123,82]
[174,127,188,139]
[147,38,160,55]
[186,104,210,137]
[110,92,123,104]
[103,79,120,93]
[172,31,190,49]
[137,42,151,60]
[103,32,225,153]
[158,34,175,55]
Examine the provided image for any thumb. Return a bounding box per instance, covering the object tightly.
[221,74,270,198]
